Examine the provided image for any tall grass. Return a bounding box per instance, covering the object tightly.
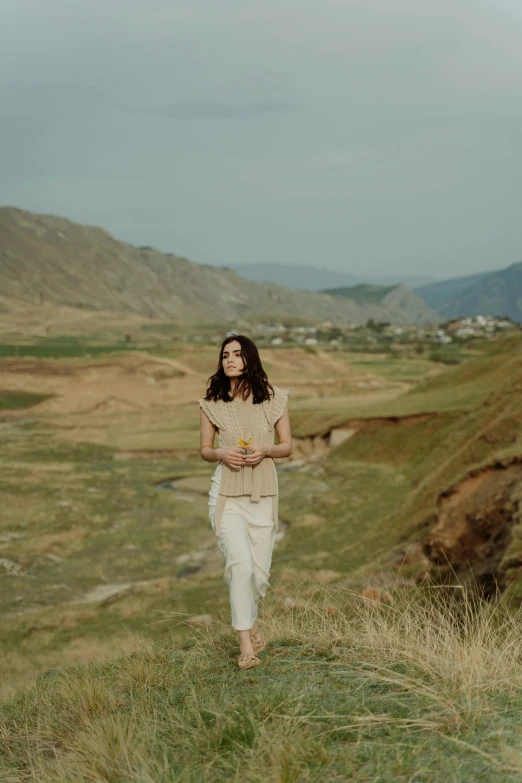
[2,582,522,782]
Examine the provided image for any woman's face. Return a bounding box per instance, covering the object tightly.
[222,340,245,378]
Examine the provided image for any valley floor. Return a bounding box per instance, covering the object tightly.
[2,586,522,782]
[2,322,522,781]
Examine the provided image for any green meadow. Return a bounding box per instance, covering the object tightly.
[1,330,522,781]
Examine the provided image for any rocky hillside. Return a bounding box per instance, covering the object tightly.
[415,263,522,322]
[0,207,439,324]
[414,271,492,311]
[439,262,522,322]
[324,283,438,325]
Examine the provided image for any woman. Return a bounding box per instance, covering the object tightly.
[198,335,292,670]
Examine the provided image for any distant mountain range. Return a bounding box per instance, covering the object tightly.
[7,206,517,324]
[413,272,494,312]
[230,262,436,290]
[234,260,522,323]
[437,263,522,322]
[323,284,396,304]
[0,208,439,325]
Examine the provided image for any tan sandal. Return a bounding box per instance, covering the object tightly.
[237,652,261,671]
[250,624,266,654]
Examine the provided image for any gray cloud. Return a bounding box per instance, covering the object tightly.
[125,100,291,120]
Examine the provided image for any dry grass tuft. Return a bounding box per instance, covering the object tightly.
[2,582,522,781]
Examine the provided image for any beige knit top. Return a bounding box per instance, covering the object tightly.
[198,385,290,534]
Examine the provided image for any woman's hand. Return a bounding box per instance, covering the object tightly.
[242,445,268,466]
[216,447,245,470]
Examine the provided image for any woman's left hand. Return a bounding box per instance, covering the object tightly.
[242,446,268,465]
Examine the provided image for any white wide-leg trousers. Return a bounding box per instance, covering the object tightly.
[208,463,276,631]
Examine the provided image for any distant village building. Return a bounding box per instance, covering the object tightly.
[250,312,518,352]
[436,329,453,345]
[446,319,464,331]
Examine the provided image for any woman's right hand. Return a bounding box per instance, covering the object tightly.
[216,447,245,470]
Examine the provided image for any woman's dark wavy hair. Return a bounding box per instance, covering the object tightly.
[204,334,274,404]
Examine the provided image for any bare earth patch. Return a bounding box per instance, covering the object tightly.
[424,456,522,593]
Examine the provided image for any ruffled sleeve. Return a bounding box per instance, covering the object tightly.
[198,397,225,430]
[269,386,290,428]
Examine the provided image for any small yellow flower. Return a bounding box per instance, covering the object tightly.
[237,436,253,450]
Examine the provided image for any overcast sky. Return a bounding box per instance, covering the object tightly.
[1,0,522,279]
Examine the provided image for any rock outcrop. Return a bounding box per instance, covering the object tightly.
[423,457,522,595]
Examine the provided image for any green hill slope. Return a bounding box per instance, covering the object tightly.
[287,333,522,595]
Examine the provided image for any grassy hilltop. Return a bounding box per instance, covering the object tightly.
[1,311,522,780]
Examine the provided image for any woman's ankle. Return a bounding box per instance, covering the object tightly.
[238,628,254,655]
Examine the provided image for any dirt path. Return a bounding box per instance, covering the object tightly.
[133,351,206,378]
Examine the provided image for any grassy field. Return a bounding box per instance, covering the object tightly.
[2,587,522,782]
[1,315,522,781]
[0,339,441,685]
[0,390,53,410]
